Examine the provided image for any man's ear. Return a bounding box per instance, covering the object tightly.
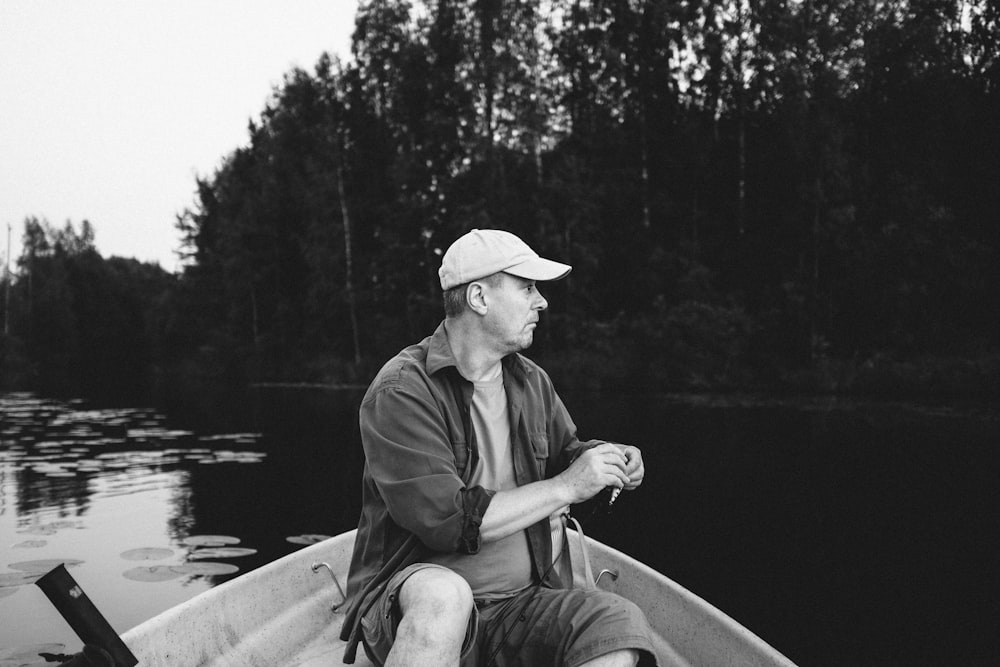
[467,281,489,315]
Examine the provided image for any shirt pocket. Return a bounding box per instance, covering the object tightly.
[529,432,549,478]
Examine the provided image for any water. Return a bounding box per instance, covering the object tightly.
[0,389,363,664]
[1,388,997,666]
[569,392,999,666]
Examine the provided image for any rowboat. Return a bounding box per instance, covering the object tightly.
[120,528,797,666]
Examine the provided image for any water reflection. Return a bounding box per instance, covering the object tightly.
[2,395,264,515]
[0,392,271,660]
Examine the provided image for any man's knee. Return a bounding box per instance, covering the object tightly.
[398,566,473,621]
[580,648,640,667]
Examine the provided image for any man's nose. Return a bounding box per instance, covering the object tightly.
[534,291,548,311]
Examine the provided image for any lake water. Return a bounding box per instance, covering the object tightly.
[1,388,997,666]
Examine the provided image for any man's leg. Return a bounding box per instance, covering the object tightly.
[384,567,474,667]
[580,649,640,666]
[477,587,656,666]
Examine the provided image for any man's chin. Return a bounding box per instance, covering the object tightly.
[509,333,533,353]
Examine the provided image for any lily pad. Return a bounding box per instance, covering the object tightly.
[121,547,175,561]
[7,558,84,574]
[181,535,240,548]
[286,534,332,545]
[0,571,41,588]
[122,565,182,583]
[12,539,47,549]
[212,451,266,463]
[17,520,81,535]
[0,643,67,660]
[186,547,256,559]
[172,562,239,576]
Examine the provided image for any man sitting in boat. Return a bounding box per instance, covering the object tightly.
[340,229,658,666]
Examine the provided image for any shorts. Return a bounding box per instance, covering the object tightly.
[360,563,659,667]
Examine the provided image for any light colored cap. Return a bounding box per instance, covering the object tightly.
[439,229,572,291]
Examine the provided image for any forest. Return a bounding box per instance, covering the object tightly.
[1,0,998,402]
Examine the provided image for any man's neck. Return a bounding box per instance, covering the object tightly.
[443,318,504,382]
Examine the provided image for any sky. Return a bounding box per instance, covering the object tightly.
[1,1,359,272]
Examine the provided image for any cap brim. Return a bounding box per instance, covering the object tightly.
[504,257,572,283]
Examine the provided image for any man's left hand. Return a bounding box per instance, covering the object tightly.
[612,444,644,490]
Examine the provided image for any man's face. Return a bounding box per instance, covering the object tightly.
[481,273,548,353]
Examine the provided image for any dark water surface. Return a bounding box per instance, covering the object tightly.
[1,388,997,665]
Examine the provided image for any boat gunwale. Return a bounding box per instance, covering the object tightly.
[122,529,797,666]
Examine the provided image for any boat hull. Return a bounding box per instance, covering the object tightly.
[122,529,795,666]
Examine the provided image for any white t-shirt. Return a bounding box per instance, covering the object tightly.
[427,370,533,597]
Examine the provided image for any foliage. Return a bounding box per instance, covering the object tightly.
[4,0,999,398]
[1,218,174,400]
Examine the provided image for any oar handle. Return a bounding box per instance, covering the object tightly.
[35,564,138,667]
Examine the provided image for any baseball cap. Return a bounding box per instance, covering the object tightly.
[438,229,572,290]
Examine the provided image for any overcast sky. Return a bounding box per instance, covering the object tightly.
[1,1,358,272]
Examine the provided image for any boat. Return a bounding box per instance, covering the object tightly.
[120,528,797,666]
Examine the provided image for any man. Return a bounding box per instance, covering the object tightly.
[340,229,657,666]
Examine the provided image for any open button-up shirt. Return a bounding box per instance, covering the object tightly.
[340,322,601,662]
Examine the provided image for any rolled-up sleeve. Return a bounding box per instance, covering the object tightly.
[361,381,494,554]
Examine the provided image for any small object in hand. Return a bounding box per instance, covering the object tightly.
[608,487,621,506]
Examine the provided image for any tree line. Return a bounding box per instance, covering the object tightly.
[2,0,998,401]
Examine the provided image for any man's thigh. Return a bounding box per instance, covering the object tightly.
[476,587,658,667]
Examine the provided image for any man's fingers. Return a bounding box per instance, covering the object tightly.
[604,463,630,487]
[597,445,627,467]
[582,445,626,472]
[594,443,626,460]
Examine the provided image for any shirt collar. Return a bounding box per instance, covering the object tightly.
[426,321,458,375]
[425,320,533,380]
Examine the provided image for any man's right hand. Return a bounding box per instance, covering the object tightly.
[557,443,631,504]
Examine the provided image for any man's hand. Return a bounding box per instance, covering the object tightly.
[557,443,631,504]
[613,443,645,491]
